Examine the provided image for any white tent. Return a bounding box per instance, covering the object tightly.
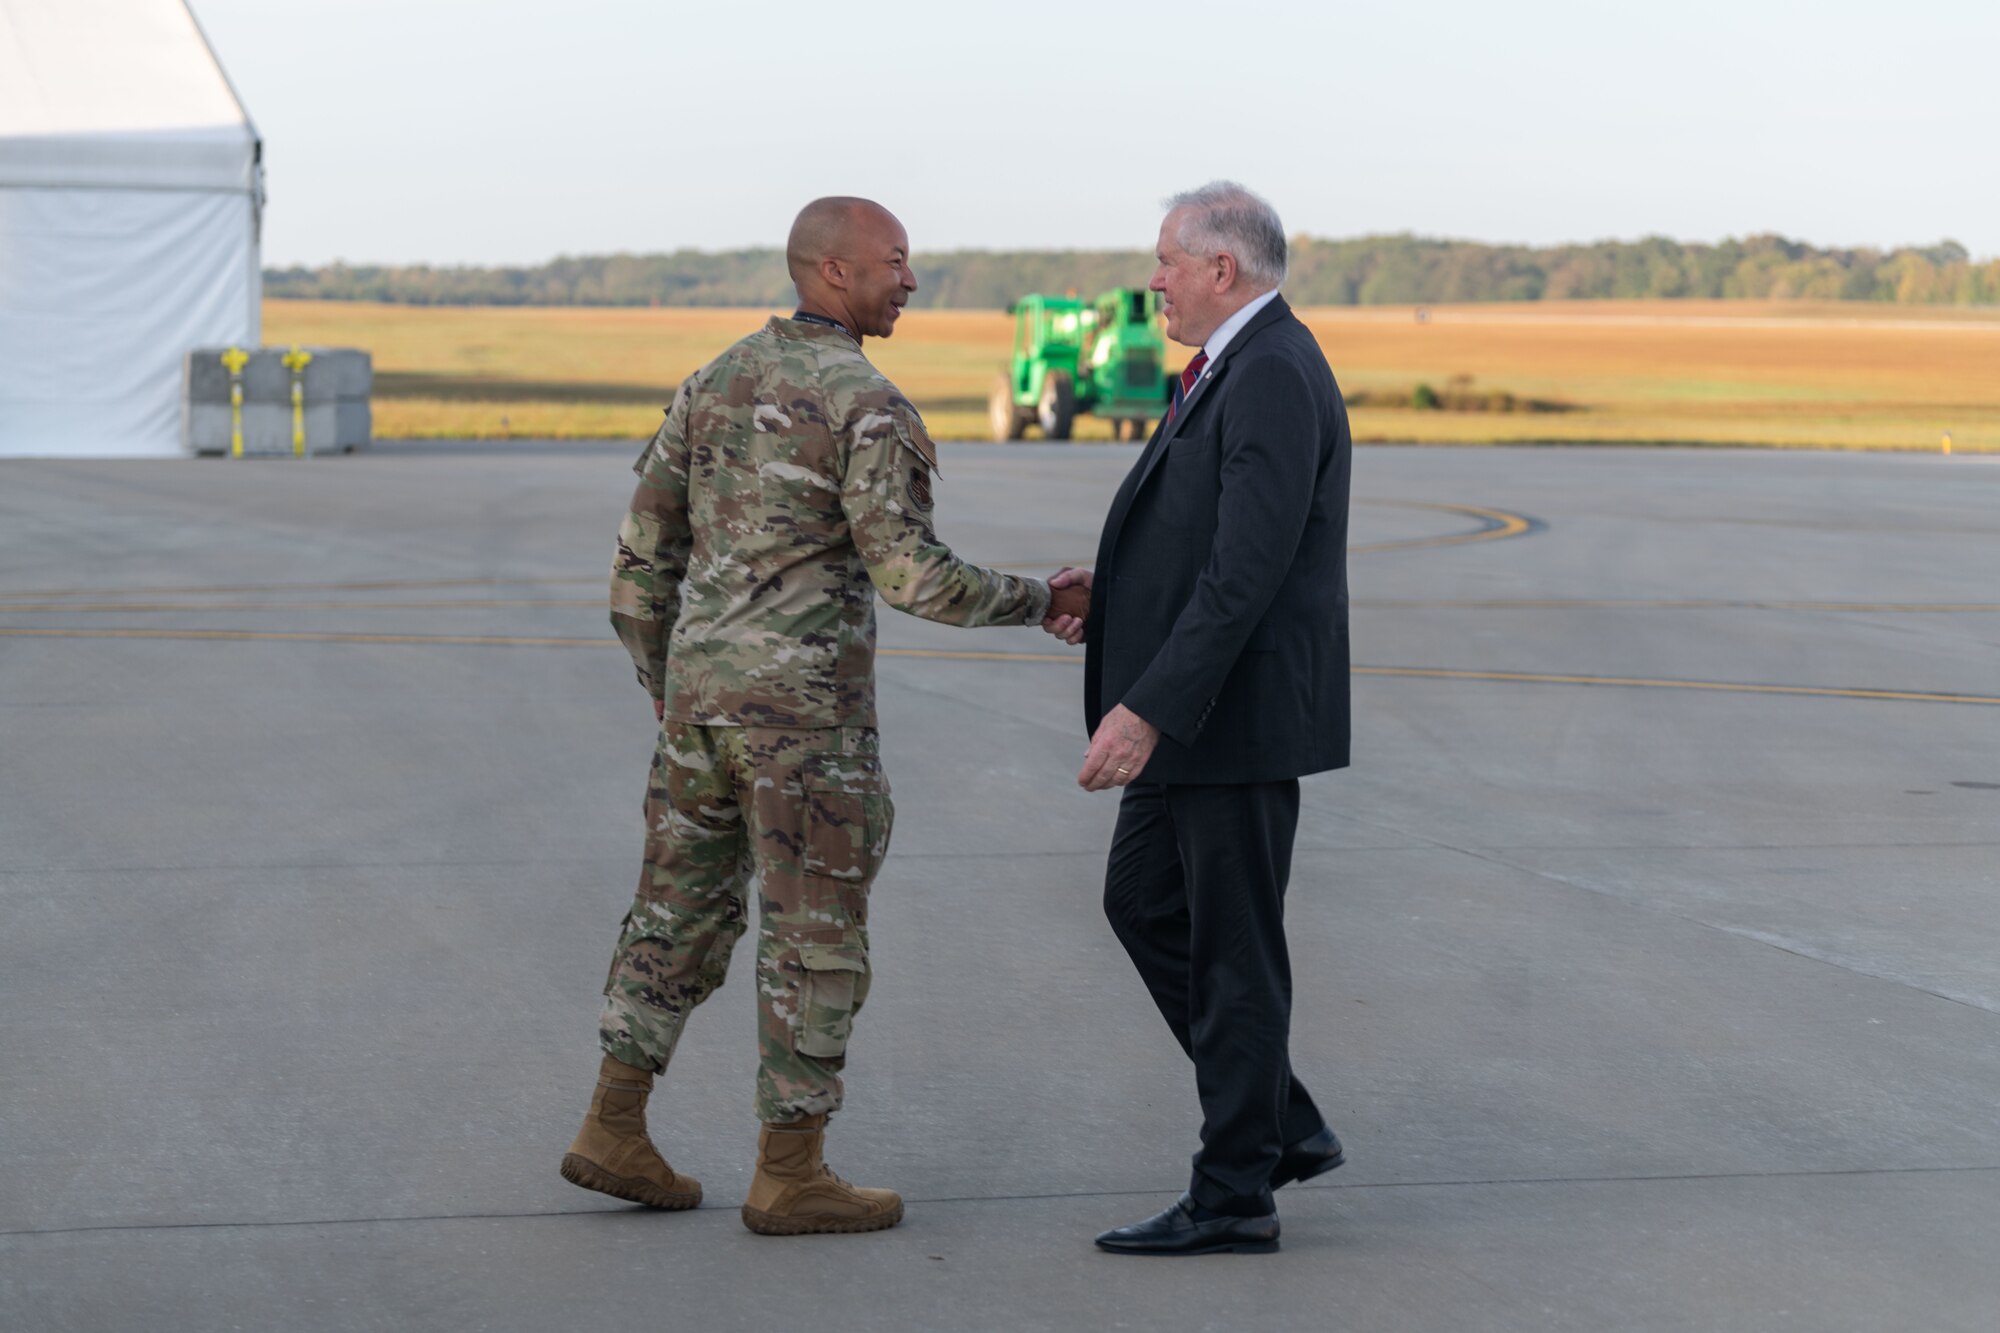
[0,0,262,458]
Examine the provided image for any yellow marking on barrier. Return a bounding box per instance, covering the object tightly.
[282,345,314,457]
[220,346,249,459]
[4,625,1996,706]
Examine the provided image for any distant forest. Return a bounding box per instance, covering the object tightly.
[265,235,2000,308]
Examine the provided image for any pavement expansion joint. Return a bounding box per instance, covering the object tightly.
[1492,854,2000,1017]
[9,1163,1998,1243]
[1296,799,2000,1016]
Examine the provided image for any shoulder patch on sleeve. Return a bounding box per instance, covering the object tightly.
[906,464,933,512]
[893,407,941,473]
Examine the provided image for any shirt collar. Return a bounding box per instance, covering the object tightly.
[1202,288,1281,365]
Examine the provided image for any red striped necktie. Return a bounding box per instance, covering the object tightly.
[1165,351,1209,428]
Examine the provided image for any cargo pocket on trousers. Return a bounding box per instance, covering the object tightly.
[801,752,892,908]
[794,941,871,1059]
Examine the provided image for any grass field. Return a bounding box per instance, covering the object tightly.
[264,299,2000,451]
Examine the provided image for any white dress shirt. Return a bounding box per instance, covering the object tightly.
[1200,287,1281,370]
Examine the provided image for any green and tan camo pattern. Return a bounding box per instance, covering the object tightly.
[611,316,1051,728]
[599,723,890,1122]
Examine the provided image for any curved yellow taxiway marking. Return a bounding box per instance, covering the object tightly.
[1349,500,1536,554]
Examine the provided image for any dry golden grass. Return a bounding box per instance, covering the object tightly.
[1302,302,2000,450]
[264,299,2000,451]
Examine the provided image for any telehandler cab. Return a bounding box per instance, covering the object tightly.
[989,288,1172,441]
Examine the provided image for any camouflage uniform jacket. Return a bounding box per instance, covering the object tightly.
[611,316,1051,728]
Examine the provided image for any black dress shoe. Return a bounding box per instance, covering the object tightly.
[1271,1125,1345,1189]
[1094,1193,1279,1256]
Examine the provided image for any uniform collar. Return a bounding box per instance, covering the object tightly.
[771,311,859,345]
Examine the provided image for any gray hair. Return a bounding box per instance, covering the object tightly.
[1165,181,1287,289]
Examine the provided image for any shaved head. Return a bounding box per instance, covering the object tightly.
[786,196,916,340]
[786,197,894,288]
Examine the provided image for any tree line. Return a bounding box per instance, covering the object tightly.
[265,234,1999,307]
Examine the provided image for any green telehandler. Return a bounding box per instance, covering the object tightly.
[989,288,1170,442]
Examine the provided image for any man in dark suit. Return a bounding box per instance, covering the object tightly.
[1044,182,1352,1256]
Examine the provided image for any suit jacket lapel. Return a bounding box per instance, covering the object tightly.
[1161,359,1220,445]
[1098,295,1298,575]
[1128,359,1222,499]
[1127,294,1292,500]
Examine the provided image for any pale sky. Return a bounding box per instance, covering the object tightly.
[191,0,2000,267]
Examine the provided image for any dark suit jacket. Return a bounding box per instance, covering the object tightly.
[1083,294,1351,785]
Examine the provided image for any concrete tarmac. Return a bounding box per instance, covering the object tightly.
[2,443,1997,1331]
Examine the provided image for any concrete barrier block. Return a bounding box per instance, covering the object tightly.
[183,348,373,455]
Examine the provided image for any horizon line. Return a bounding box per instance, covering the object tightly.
[261,231,1996,272]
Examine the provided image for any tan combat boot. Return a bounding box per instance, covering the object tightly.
[740,1113,903,1235]
[558,1055,701,1210]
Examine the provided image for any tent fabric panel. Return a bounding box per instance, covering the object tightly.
[0,0,246,137]
[0,186,254,458]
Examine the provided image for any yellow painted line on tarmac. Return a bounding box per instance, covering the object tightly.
[0,625,1083,661]
[1357,598,2000,613]
[0,626,606,648]
[1352,665,2000,706]
[0,598,603,614]
[0,576,597,603]
[5,624,1996,706]
[6,593,1995,616]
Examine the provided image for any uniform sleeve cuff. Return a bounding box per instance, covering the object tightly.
[1024,579,1052,624]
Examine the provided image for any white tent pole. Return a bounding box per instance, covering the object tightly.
[248,139,264,345]
[182,0,263,346]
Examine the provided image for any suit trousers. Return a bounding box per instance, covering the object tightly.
[1103,777,1324,1216]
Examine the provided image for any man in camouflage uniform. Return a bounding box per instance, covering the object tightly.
[560,197,1088,1236]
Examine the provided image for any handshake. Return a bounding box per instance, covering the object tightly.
[1040,567,1092,646]
[1034,564,1159,791]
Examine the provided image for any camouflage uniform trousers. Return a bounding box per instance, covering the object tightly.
[598,722,892,1124]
